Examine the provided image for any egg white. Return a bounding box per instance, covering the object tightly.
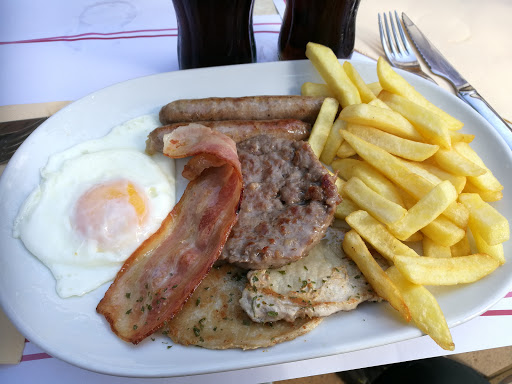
[13,115,176,298]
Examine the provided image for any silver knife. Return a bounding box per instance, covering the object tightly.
[402,12,512,149]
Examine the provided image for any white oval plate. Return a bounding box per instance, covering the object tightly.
[1,60,511,378]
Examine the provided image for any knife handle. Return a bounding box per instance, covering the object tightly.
[458,87,512,149]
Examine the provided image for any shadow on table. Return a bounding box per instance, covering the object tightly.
[337,357,495,384]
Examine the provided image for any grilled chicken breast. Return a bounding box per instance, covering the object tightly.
[240,227,385,323]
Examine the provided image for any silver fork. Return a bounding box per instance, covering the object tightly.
[378,11,436,83]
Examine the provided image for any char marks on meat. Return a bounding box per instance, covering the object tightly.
[159,96,325,125]
[164,264,323,350]
[219,135,340,270]
[240,227,383,323]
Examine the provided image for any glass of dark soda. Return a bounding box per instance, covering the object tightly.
[172,0,257,69]
[278,0,361,61]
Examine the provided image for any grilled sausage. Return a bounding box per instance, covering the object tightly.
[159,95,325,125]
[145,119,311,155]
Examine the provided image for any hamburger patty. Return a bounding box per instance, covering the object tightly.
[219,135,340,269]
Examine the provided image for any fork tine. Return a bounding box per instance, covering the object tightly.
[394,11,414,55]
[377,11,438,84]
[383,13,399,58]
[388,11,405,57]
[378,13,393,61]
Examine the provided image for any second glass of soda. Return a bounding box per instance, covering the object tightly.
[278,0,361,61]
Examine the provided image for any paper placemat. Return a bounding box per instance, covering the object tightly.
[273,0,512,122]
[0,308,24,364]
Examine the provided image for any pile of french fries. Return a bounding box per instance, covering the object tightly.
[304,42,510,350]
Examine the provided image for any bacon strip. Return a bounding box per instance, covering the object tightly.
[97,124,243,344]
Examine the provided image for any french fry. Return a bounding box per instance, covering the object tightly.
[301,82,334,98]
[470,224,506,265]
[416,162,466,195]
[331,158,404,206]
[379,90,451,149]
[459,193,510,246]
[401,159,443,185]
[305,42,361,107]
[399,162,469,227]
[343,61,376,103]
[345,210,420,262]
[398,160,470,231]
[334,198,359,220]
[388,181,458,241]
[449,130,475,144]
[434,148,486,177]
[421,216,466,247]
[366,81,383,97]
[453,142,504,192]
[308,97,339,158]
[401,162,470,226]
[404,232,424,242]
[342,230,411,321]
[386,266,454,351]
[343,177,407,225]
[300,53,508,353]
[346,124,439,162]
[450,235,471,257]
[423,236,452,258]
[442,202,469,229]
[333,174,346,195]
[463,181,503,202]
[397,187,417,209]
[338,103,423,141]
[327,169,345,195]
[320,118,346,165]
[329,172,360,220]
[394,254,500,285]
[377,57,463,131]
[368,97,391,110]
[340,130,468,228]
[336,140,356,158]
[340,130,434,198]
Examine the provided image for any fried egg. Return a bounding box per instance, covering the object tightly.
[13,115,175,298]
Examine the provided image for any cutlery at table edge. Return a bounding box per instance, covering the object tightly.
[0,117,49,164]
[378,11,437,83]
[401,12,512,149]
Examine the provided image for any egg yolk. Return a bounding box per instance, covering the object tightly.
[72,180,149,252]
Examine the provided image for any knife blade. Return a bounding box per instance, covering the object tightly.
[402,12,512,149]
